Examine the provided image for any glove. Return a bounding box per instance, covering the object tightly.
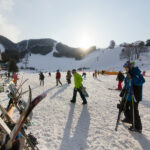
[74,88,77,91]
[117,104,121,109]
[120,88,127,97]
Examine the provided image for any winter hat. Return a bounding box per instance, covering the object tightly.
[131,61,136,67]
[123,61,131,68]
[72,69,76,72]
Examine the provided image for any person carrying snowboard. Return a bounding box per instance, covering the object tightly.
[56,70,62,86]
[39,72,45,86]
[120,61,145,133]
[66,70,72,84]
[116,71,124,90]
[70,69,87,105]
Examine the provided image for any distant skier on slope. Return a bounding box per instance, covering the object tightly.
[56,70,62,86]
[119,61,145,133]
[70,69,87,105]
[49,72,51,76]
[116,71,124,90]
[94,70,98,78]
[39,72,45,86]
[66,70,72,84]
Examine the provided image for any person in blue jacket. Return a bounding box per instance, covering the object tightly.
[121,61,145,133]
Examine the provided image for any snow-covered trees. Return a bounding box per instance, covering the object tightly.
[146,39,150,46]
[108,40,115,49]
[120,41,147,61]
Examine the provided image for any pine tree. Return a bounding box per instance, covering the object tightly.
[8,59,19,73]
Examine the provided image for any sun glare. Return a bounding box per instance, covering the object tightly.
[79,35,93,50]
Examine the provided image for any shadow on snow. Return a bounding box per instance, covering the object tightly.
[59,104,90,150]
[50,83,68,99]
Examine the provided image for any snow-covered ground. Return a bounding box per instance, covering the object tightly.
[1,71,150,150]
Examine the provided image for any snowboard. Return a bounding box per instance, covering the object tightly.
[108,88,121,91]
[81,86,89,97]
[0,117,11,135]
[0,104,15,124]
[122,122,142,134]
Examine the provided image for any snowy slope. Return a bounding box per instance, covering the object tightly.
[0,43,5,53]
[1,71,150,150]
[18,46,150,72]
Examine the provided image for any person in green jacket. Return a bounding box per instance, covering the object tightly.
[70,69,87,104]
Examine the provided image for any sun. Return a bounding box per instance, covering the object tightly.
[78,35,93,50]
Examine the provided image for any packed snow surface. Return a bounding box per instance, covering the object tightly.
[1,71,150,150]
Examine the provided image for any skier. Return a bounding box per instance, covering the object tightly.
[94,70,98,78]
[102,70,105,75]
[142,71,146,76]
[116,71,124,90]
[12,72,18,86]
[120,61,145,133]
[82,72,86,79]
[66,70,72,84]
[70,69,87,105]
[49,72,51,76]
[39,72,45,86]
[56,70,62,86]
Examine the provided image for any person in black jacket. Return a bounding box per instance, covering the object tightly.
[39,72,45,86]
[116,71,124,90]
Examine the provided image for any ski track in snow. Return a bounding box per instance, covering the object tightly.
[1,72,150,150]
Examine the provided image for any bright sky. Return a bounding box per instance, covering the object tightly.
[0,0,150,48]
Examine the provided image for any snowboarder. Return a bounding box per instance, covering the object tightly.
[49,72,51,76]
[116,71,124,90]
[70,69,87,105]
[56,70,62,86]
[39,72,45,86]
[66,70,72,84]
[120,61,145,133]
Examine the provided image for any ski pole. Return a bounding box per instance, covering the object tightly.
[132,96,135,130]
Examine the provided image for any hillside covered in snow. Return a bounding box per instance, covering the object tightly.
[19,46,150,72]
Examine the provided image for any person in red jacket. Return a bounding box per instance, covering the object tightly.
[13,72,18,86]
[56,70,62,86]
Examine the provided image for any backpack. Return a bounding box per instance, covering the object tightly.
[133,74,145,86]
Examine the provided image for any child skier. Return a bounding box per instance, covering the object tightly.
[66,70,72,84]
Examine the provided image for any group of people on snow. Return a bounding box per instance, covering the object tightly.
[38,69,88,105]
[38,61,145,133]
